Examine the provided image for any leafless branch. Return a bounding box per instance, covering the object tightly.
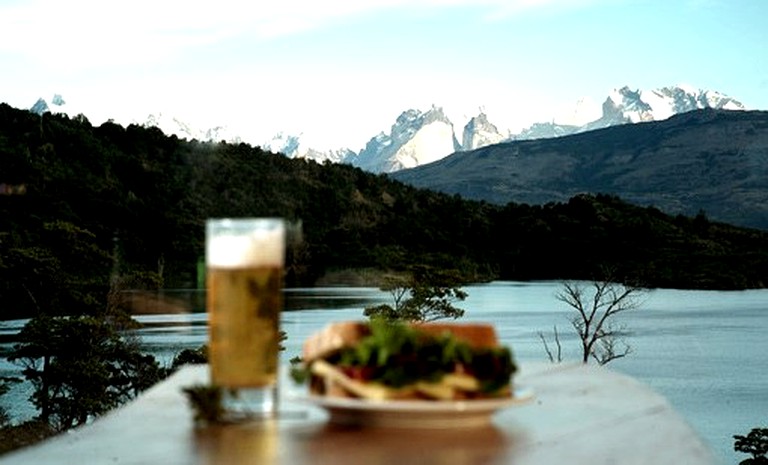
[556,277,645,364]
[538,325,563,363]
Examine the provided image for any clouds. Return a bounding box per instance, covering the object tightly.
[0,0,615,86]
[1,0,242,70]
[0,0,601,70]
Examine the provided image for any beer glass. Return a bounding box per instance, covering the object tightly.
[206,218,285,418]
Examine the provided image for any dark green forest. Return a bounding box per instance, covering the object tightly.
[2,103,768,320]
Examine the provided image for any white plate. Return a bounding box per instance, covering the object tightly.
[293,386,534,429]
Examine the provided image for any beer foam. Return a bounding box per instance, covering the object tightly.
[207,228,285,268]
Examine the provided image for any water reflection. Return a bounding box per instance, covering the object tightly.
[283,287,388,311]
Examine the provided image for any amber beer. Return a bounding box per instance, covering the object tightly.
[206,218,285,416]
[207,266,283,386]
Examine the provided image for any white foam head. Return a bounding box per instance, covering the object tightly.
[206,219,285,268]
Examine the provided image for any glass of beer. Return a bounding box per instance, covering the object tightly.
[206,218,285,418]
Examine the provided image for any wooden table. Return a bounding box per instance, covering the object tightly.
[0,363,716,465]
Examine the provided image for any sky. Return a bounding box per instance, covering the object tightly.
[1,0,767,151]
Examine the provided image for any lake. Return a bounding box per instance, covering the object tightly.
[1,281,766,464]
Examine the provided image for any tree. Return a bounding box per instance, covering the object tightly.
[363,267,467,322]
[547,276,646,365]
[0,377,19,427]
[538,325,563,363]
[170,346,208,371]
[0,220,112,319]
[8,315,164,431]
[734,427,768,464]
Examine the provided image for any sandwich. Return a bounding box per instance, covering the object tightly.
[291,319,517,401]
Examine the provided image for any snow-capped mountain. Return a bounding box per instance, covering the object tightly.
[270,85,747,173]
[509,86,745,141]
[514,121,580,140]
[264,133,301,157]
[264,106,462,172]
[30,97,52,115]
[29,95,243,144]
[28,85,748,175]
[141,112,242,144]
[461,112,507,151]
[264,132,353,164]
[579,85,745,133]
[348,106,461,173]
[30,94,81,117]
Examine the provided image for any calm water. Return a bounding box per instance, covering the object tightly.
[1,281,766,464]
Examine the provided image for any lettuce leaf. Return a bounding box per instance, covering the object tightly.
[334,319,517,391]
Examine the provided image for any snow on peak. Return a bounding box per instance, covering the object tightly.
[30,98,49,115]
[352,105,461,173]
[579,84,745,132]
[263,132,353,164]
[462,112,506,150]
[264,132,301,156]
[139,112,242,144]
[28,94,90,120]
[25,85,749,175]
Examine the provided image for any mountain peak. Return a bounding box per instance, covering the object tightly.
[352,105,460,172]
[25,85,750,176]
[392,108,768,230]
[422,105,452,125]
[275,84,748,173]
[30,98,49,115]
[29,94,69,116]
[572,84,747,132]
[462,112,505,150]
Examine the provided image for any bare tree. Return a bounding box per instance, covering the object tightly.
[555,278,646,365]
[538,325,563,363]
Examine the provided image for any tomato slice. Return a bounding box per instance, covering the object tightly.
[341,366,376,381]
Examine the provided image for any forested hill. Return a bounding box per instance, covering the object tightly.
[2,103,768,319]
